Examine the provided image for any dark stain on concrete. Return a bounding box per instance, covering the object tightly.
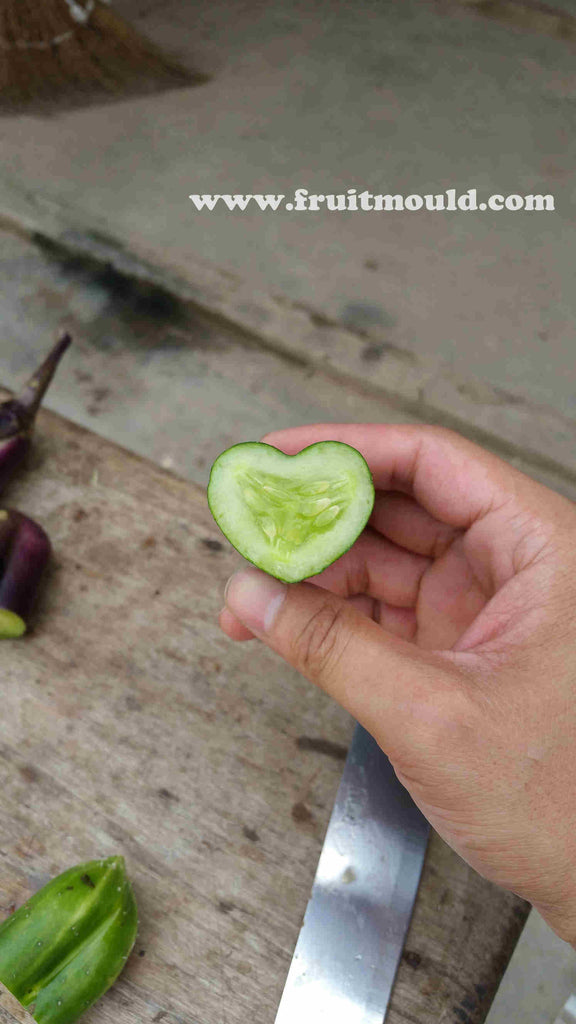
[463,0,576,41]
[308,309,335,328]
[361,340,418,364]
[82,228,128,253]
[362,342,386,362]
[97,263,183,323]
[33,233,185,322]
[457,380,527,406]
[86,384,111,416]
[340,301,397,334]
[31,231,225,355]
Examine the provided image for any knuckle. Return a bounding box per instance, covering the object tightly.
[293,601,350,681]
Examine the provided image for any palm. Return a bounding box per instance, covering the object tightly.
[308,497,497,653]
[220,425,576,942]
[311,493,541,656]
[222,425,555,660]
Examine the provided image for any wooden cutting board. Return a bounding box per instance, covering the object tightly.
[0,403,528,1024]
[0,983,36,1024]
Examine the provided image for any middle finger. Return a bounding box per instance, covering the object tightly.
[307,525,429,606]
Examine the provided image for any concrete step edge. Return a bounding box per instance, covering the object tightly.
[1,187,575,497]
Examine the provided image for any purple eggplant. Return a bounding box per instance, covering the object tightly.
[0,336,71,637]
[0,335,71,496]
[0,510,51,637]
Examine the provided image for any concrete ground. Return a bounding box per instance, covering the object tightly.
[1,0,575,1020]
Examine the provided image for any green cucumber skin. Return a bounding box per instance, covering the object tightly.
[0,856,138,1024]
[208,441,375,583]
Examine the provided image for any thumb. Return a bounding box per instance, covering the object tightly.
[224,567,457,752]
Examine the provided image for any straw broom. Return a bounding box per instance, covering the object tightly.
[0,0,208,112]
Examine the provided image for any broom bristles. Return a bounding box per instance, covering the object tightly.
[0,0,208,113]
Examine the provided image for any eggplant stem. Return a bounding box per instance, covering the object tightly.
[16,334,72,424]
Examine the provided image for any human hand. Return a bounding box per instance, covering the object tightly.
[219,423,576,944]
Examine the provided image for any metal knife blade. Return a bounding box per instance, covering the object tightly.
[555,995,576,1024]
[275,724,429,1024]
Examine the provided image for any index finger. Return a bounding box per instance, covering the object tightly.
[260,422,547,530]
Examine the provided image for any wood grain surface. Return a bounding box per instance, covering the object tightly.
[0,983,36,1024]
[0,404,529,1024]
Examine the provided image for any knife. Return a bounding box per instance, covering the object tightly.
[275,724,429,1023]
[555,996,576,1024]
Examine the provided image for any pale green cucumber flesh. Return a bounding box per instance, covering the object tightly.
[208,441,375,582]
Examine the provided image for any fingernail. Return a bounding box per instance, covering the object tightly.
[224,569,287,634]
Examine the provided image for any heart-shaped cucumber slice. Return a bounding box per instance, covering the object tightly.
[207,441,375,583]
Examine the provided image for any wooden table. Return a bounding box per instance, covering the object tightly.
[0,405,529,1024]
[0,982,36,1023]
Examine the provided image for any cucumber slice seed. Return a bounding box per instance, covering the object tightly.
[207,441,375,583]
[239,468,353,549]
